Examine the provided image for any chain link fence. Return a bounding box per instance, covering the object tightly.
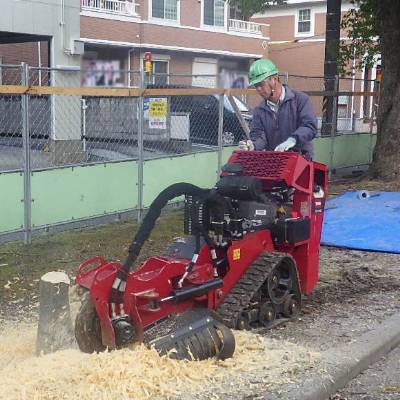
[0,64,378,173]
[284,74,378,135]
[0,63,378,243]
[0,65,23,171]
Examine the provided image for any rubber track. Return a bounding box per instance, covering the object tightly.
[216,252,290,329]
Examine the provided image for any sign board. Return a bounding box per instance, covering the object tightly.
[149,98,168,129]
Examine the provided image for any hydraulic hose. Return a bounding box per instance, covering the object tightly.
[123,183,209,273]
[110,183,210,306]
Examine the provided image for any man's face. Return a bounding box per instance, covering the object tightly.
[255,76,276,100]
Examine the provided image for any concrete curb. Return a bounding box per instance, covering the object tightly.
[268,312,400,400]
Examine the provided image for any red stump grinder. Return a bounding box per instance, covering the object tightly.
[75,150,327,360]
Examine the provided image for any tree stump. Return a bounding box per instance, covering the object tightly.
[36,271,75,355]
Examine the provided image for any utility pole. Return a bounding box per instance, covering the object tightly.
[321,0,342,136]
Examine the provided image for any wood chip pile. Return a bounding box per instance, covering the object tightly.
[0,322,320,400]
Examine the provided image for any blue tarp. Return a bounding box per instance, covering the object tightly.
[321,191,400,253]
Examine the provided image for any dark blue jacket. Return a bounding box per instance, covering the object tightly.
[250,85,317,160]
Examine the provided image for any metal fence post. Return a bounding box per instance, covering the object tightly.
[81,98,87,152]
[137,70,145,222]
[329,75,339,176]
[368,83,377,164]
[217,94,224,177]
[21,62,32,244]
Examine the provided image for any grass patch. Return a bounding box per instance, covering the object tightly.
[0,209,184,302]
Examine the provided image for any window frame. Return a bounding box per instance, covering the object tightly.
[201,0,227,31]
[152,59,170,85]
[149,0,180,24]
[295,8,314,37]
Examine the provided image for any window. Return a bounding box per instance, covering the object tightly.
[204,0,225,27]
[152,0,178,20]
[297,8,311,34]
[192,58,217,87]
[153,60,169,85]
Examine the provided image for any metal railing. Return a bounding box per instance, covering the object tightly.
[228,19,262,35]
[81,0,139,16]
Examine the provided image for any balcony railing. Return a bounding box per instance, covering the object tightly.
[228,19,263,35]
[81,0,139,17]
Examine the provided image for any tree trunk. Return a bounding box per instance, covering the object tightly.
[370,1,400,180]
[36,271,75,355]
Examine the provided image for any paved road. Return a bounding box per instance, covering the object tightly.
[334,345,400,400]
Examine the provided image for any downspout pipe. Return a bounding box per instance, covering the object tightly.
[60,0,69,53]
[128,48,135,87]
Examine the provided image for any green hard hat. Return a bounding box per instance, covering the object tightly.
[249,59,279,86]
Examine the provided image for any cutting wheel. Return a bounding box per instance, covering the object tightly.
[146,308,236,361]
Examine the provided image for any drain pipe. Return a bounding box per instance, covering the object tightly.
[60,0,68,53]
[38,42,42,85]
[128,48,135,87]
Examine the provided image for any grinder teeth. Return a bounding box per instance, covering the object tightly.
[144,309,235,361]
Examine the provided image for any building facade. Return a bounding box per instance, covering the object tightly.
[1,0,270,88]
[251,0,380,126]
[79,0,270,88]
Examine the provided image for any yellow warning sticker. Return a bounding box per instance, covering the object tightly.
[233,248,241,260]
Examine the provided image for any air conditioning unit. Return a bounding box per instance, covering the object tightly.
[70,39,85,55]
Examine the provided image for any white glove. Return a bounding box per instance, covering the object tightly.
[238,140,255,151]
[274,137,297,152]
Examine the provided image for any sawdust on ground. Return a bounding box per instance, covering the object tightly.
[0,322,320,400]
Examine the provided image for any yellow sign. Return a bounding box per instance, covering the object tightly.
[148,98,168,129]
[233,248,241,261]
[149,98,167,118]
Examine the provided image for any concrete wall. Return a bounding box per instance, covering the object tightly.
[2,0,83,162]
[2,0,81,68]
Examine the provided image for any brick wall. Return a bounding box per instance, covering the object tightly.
[81,16,265,57]
[81,16,141,42]
[261,15,295,41]
[269,41,325,77]
[0,42,49,67]
[180,0,201,28]
[254,10,351,42]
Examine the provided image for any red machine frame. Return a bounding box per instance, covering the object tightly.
[76,151,328,349]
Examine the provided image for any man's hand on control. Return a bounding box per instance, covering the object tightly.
[238,140,255,151]
[274,137,296,152]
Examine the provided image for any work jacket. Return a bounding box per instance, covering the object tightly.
[250,85,317,160]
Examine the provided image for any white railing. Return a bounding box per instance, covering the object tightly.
[228,19,262,35]
[81,0,139,17]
